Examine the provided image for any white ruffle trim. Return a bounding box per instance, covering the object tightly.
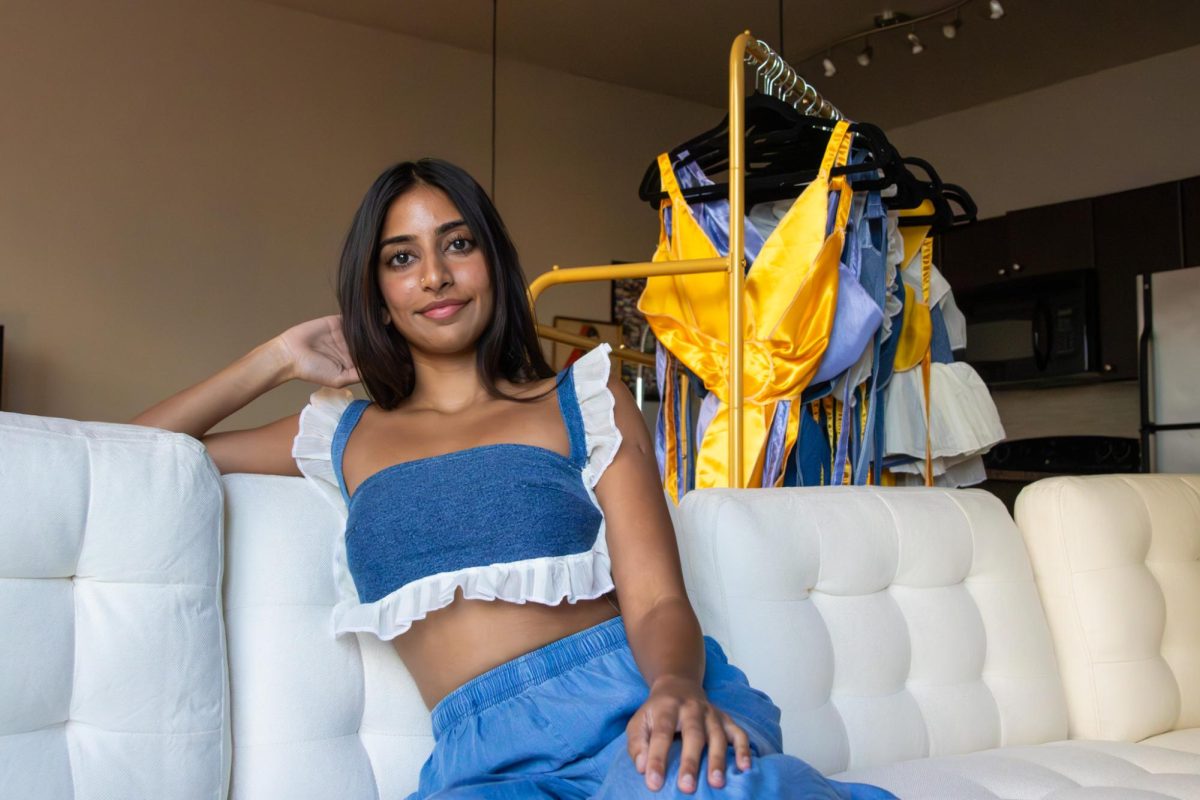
[571,342,623,489]
[332,548,616,641]
[291,386,355,516]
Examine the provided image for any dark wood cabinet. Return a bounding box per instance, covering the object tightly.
[938,181,1197,383]
[1006,199,1095,277]
[938,215,1009,293]
[938,199,1093,292]
[1092,182,1184,379]
[1183,177,1200,267]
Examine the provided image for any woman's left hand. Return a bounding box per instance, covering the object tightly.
[627,674,753,794]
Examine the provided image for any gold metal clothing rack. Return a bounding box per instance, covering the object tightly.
[529,33,840,488]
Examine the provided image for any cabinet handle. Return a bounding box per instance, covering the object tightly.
[997,267,1007,276]
[1103,364,1114,372]
[1011,262,1022,272]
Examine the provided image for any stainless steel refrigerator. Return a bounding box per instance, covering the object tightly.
[1138,265,1200,473]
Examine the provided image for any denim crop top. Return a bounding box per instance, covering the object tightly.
[291,343,622,640]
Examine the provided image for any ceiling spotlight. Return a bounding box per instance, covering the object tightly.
[857,44,873,67]
[942,13,961,38]
[822,54,837,77]
[989,0,1005,20]
[907,30,924,55]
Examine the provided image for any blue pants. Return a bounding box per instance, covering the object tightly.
[410,616,896,799]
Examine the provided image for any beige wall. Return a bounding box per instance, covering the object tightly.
[0,0,718,429]
[887,43,1200,218]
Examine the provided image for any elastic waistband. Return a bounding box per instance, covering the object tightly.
[431,615,627,739]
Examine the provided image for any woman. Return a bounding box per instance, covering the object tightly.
[134,159,894,799]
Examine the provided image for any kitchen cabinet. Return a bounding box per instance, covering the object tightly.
[1183,177,1200,267]
[937,215,1008,293]
[1005,198,1095,278]
[1092,182,1184,379]
[938,199,1093,293]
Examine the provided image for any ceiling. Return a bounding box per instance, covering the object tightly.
[257,0,1200,128]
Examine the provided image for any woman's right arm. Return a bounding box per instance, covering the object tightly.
[130,315,358,476]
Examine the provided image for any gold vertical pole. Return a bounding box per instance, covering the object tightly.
[728,33,752,489]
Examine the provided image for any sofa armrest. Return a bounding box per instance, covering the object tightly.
[1016,474,1200,742]
[0,412,230,799]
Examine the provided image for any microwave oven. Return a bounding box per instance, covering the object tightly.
[955,269,1100,385]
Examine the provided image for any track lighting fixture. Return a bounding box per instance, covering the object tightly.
[806,0,1008,76]
[907,29,924,55]
[942,12,961,38]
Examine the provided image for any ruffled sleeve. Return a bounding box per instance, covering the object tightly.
[569,342,624,490]
[291,387,355,516]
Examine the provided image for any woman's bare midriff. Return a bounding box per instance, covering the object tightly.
[394,588,622,710]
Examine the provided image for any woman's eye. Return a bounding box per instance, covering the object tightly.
[448,237,475,253]
[386,251,414,268]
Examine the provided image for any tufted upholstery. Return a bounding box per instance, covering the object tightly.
[0,412,229,800]
[671,486,1070,775]
[5,410,1200,799]
[223,474,432,800]
[1016,475,1200,747]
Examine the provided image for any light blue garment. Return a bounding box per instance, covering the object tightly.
[412,616,899,799]
[663,153,767,267]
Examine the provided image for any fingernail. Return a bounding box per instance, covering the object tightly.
[710,769,724,785]
[635,752,645,772]
[680,774,695,791]
[649,771,663,790]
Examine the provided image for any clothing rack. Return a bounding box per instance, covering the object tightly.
[530,33,839,488]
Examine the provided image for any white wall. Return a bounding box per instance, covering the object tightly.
[0,0,719,429]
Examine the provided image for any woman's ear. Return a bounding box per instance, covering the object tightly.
[381,308,391,326]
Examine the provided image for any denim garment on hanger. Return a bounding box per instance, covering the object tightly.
[930,305,954,364]
[851,188,890,483]
[811,182,885,385]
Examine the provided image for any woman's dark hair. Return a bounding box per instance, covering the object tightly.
[338,158,555,410]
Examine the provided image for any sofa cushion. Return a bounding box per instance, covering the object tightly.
[223,474,432,800]
[1016,475,1200,743]
[832,739,1200,799]
[0,412,229,800]
[673,486,1069,775]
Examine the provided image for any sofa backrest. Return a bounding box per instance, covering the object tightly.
[1016,474,1200,742]
[672,486,1069,775]
[0,412,230,800]
[223,474,432,800]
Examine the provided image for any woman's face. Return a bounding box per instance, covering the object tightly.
[376,184,494,357]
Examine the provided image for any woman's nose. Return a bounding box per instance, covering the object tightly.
[421,253,453,291]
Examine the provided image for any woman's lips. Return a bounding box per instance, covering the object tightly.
[420,301,466,320]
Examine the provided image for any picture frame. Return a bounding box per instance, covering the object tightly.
[550,316,623,372]
[610,275,659,401]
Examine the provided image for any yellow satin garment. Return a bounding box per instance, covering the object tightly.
[892,203,934,373]
[639,120,855,494]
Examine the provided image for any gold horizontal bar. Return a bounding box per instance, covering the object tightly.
[527,257,727,307]
[536,324,655,367]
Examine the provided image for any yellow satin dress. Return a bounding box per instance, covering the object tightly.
[638,120,855,497]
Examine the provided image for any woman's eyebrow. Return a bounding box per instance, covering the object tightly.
[379,219,467,247]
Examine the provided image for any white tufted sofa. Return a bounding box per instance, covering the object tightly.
[3,410,1200,799]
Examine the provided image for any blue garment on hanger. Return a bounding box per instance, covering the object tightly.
[930,305,954,364]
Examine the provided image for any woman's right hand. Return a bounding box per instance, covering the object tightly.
[277,315,361,388]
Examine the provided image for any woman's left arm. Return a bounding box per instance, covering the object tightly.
[596,369,752,794]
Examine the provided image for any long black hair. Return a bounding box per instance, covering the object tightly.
[338,158,555,410]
